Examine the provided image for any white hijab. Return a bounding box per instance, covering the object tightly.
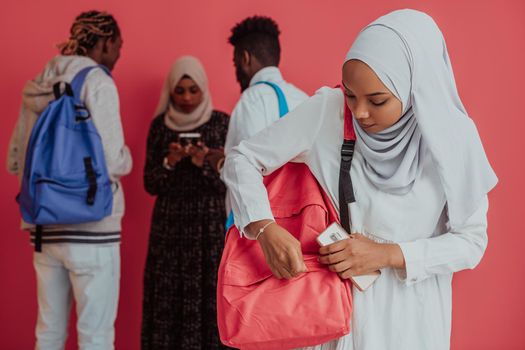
[344,9,497,229]
[154,55,213,131]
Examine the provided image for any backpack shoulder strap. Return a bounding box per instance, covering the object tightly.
[70,65,111,101]
[338,86,356,234]
[254,81,289,117]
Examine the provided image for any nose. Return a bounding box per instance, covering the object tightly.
[182,92,192,102]
[352,100,370,120]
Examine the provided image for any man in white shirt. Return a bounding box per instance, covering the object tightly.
[223,16,309,220]
[224,15,309,155]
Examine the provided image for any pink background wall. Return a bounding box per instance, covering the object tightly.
[1,0,523,349]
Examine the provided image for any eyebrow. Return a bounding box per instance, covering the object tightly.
[341,81,390,97]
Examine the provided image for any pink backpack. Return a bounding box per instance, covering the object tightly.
[217,88,356,349]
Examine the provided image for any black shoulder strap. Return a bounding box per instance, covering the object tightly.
[339,140,356,234]
[338,85,357,234]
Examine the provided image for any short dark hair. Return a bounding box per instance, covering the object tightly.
[58,10,120,56]
[228,16,281,67]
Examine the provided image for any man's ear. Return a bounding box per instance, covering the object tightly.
[242,50,251,67]
[102,38,111,54]
[92,38,107,54]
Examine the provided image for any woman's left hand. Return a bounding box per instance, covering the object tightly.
[186,141,209,168]
[205,147,225,173]
[318,234,405,279]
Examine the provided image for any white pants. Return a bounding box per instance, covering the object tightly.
[33,243,120,350]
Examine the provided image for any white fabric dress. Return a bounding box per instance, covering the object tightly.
[222,87,489,350]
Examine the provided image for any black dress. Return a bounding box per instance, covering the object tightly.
[141,111,232,350]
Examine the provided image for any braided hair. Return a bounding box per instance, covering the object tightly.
[58,11,120,56]
[228,16,281,66]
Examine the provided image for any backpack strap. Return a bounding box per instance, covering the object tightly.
[83,157,98,205]
[67,65,111,122]
[35,225,43,252]
[338,87,357,234]
[70,65,111,102]
[254,81,290,117]
[225,81,289,231]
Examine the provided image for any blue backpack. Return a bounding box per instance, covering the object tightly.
[18,66,114,250]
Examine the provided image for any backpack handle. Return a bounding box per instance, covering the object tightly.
[52,82,73,100]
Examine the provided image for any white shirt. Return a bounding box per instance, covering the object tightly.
[222,87,489,350]
[224,66,309,155]
[223,66,308,215]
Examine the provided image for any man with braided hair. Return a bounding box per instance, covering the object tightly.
[58,11,122,70]
[7,10,132,350]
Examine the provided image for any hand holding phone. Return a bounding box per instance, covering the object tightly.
[317,222,381,291]
[185,140,209,168]
[165,142,187,168]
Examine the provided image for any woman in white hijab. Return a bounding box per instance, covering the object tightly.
[222,9,497,350]
[142,56,231,349]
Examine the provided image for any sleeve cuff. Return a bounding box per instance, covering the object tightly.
[234,193,274,240]
[396,241,428,286]
[162,156,175,171]
[237,208,274,240]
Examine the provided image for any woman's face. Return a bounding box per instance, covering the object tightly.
[170,77,203,114]
[342,59,403,134]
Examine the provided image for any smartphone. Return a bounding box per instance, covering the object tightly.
[178,132,202,146]
[317,222,381,292]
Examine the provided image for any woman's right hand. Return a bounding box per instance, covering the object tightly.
[166,142,187,167]
[248,220,308,280]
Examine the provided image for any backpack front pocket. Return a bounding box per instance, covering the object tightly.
[34,176,112,225]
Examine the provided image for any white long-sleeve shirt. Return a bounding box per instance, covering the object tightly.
[222,87,489,350]
[224,66,309,155]
[223,66,308,216]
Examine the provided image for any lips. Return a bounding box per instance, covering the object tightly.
[359,123,376,129]
[180,105,195,112]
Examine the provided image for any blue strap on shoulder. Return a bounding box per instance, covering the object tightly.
[254,81,289,117]
[70,65,111,103]
[225,81,289,231]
